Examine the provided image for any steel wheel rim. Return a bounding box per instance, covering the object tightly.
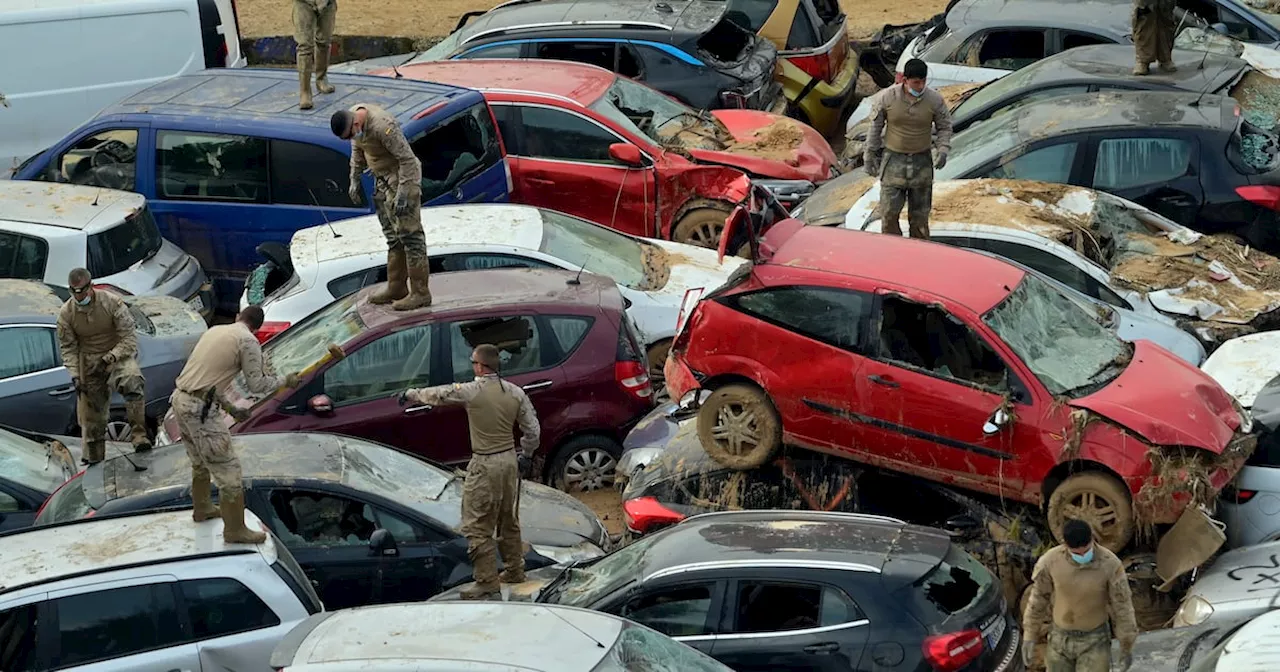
[711,402,760,455]
[563,448,618,492]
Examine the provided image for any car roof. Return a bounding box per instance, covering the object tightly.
[275,602,625,669]
[459,0,726,42]
[1214,609,1280,670]
[0,182,143,232]
[950,0,1132,32]
[972,90,1236,143]
[391,59,615,106]
[99,68,469,127]
[767,226,1025,314]
[0,508,275,597]
[0,279,65,319]
[995,45,1246,96]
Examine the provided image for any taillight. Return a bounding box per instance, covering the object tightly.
[615,360,652,401]
[1237,185,1280,212]
[790,54,833,83]
[719,91,749,109]
[1222,484,1258,504]
[674,288,704,337]
[922,630,984,672]
[35,470,85,520]
[623,496,686,534]
[93,284,132,296]
[256,321,291,343]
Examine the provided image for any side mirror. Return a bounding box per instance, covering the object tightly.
[369,528,398,557]
[609,143,646,168]
[944,514,983,540]
[982,407,1011,435]
[1211,22,1229,35]
[308,394,334,415]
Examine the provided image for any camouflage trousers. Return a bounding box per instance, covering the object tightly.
[170,390,244,496]
[79,357,148,460]
[878,150,933,240]
[292,0,337,61]
[373,174,429,267]
[1045,624,1111,672]
[461,450,523,587]
[1133,0,1175,67]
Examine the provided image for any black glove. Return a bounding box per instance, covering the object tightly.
[393,190,411,217]
[518,453,532,479]
[398,390,410,406]
[934,152,948,170]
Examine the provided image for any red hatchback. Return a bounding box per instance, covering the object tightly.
[665,220,1255,551]
[376,59,837,247]
[160,268,654,491]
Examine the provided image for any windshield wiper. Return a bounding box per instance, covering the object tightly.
[536,559,580,604]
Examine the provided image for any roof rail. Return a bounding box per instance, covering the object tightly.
[470,20,674,42]
[646,558,881,582]
[678,509,908,527]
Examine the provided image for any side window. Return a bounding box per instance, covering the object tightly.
[1093,137,1193,190]
[1060,31,1111,50]
[438,253,554,272]
[179,578,280,641]
[730,286,870,351]
[513,106,621,163]
[617,44,643,79]
[156,131,269,203]
[0,233,49,281]
[951,30,1047,70]
[535,41,617,71]
[52,584,183,669]
[327,269,371,299]
[409,102,503,203]
[878,296,1009,391]
[619,584,716,637]
[0,327,59,379]
[491,105,523,155]
[323,324,433,405]
[731,582,863,633]
[447,316,541,382]
[40,129,138,191]
[983,142,1078,182]
[787,3,821,50]
[0,604,39,671]
[952,237,1130,308]
[458,43,524,59]
[1217,5,1266,41]
[270,140,365,208]
[267,490,379,547]
[0,489,25,512]
[547,316,593,360]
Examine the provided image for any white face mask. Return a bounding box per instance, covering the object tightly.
[76,295,92,306]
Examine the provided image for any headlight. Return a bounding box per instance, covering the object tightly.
[1175,594,1214,627]
[754,179,816,204]
[1232,396,1254,433]
[532,540,605,565]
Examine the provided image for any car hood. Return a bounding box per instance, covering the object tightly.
[1114,308,1204,366]
[1115,617,1248,670]
[433,564,564,603]
[1187,539,1280,608]
[1073,341,1241,452]
[435,477,609,550]
[645,239,746,298]
[1201,331,1280,409]
[100,240,194,296]
[690,110,835,182]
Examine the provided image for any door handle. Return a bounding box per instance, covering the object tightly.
[403,404,434,415]
[868,374,899,388]
[804,642,840,654]
[522,380,554,391]
[48,386,76,396]
[528,177,555,186]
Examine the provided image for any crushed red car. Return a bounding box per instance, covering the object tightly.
[373,59,836,247]
[665,219,1256,553]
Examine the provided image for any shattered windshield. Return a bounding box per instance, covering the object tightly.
[415,30,467,62]
[592,77,729,150]
[983,273,1131,397]
[0,429,67,493]
[953,66,1039,118]
[539,210,649,289]
[592,623,729,672]
[542,536,649,608]
[935,115,1019,179]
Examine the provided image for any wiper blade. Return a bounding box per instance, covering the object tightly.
[536,560,579,604]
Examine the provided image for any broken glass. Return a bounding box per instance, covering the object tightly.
[592,624,728,672]
[539,210,648,288]
[900,544,993,623]
[984,273,1130,397]
[592,77,730,150]
[546,539,649,607]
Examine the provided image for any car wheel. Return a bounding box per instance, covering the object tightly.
[646,339,672,386]
[697,383,781,470]
[551,435,622,493]
[105,420,133,442]
[1047,472,1134,553]
[672,206,732,249]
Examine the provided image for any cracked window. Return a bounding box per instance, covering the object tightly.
[592,623,728,672]
[410,102,501,203]
[878,297,1009,390]
[1093,137,1192,191]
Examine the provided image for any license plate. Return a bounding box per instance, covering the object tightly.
[187,295,204,312]
[983,615,1006,649]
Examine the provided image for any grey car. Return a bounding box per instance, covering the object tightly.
[1173,537,1280,627]
[0,423,130,532]
[0,280,205,442]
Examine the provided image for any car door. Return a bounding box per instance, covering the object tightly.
[600,579,727,658]
[1086,133,1204,227]
[710,577,871,672]
[42,578,200,672]
[489,103,659,239]
[25,125,144,192]
[930,29,1050,88]
[175,577,289,669]
[364,508,463,604]
[0,324,78,435]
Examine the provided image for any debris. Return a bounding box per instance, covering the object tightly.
[724,119,805,164]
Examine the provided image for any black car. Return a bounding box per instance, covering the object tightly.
[440,509,1023,672]
[936,90,1280,251]
[33,432,612,610]
[378,0,783,113]
[0,424,130,532]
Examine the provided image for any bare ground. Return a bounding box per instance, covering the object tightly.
[572,489,625,537]
[235,0,949,39]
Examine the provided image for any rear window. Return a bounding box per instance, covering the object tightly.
[87,206,163,278]
[698,18,756,62]
[37,473,93,524]
[410,102,503,203]
[1230,117,1280,173]
[725,0,779,32]
[0,430,68,493]
[898,544,994,624]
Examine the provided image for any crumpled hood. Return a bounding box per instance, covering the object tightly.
[516,480,609,549]
[690,110,835,182]
[1073,341,1241,452]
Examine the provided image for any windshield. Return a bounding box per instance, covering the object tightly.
[0,429,68,493]
[984,273,1131,397]
[591,623,730,672]
[87,206,163,278]
[954,67,1040,118]
[936,115,1020,180]
[344,439,452,501]
[539,210,650,289]
[415,30,467,62]
[543,536,650,608]
[592,78,730,150]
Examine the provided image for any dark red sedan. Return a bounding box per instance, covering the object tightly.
[159,268,654,491]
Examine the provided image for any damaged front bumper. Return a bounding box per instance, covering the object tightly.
[1137,432,1257,525]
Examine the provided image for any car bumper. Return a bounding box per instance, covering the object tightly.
[782,48,860,137]
[186,282,215,321]
[1139,432,1256,524]
[663,357,700,405]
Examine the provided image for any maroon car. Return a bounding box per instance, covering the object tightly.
[158,268,655,491]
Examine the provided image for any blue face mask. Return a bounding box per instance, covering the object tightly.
[76,295,91,306]
[907,86,924,98]
[1070,547,1094,565]
[353,129,365,141]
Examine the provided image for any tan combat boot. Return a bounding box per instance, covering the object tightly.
[315,48,336,95]
[392,258,433,311]
[126,398,152,451]
[83,441,106,465]
[370,248,409,304]
[1133,61,1150,76]
[298,55,314,110]
[191,468,220,522]
[499,567,526,584]
[1159,61,1177,73]
[221,488,267,544]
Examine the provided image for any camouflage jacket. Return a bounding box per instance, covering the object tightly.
[407,375,540,456]
[349,104,422,192]
[56,291,137,380]
[1023,544,1138,654]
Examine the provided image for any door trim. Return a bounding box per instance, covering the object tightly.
[803,398,1014,460]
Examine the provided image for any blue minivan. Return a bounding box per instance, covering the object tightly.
[13,68,510,310]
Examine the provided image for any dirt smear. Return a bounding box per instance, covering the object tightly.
[573,489,624,536]
[937,82,982,108]
[725,120,805,165]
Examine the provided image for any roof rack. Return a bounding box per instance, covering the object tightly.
[470,20,674,43]
[678,509,908,527]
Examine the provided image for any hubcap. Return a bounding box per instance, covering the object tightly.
[1061,490,1120,544]
[105,421,133,442]
[563,448,618,492]
[711,402,760,455]
[689,223,722,248]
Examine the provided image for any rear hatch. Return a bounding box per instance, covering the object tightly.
[89,205,197,298]
[696,16,783,110]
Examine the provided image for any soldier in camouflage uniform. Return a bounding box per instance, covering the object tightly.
[402,344,540,599]
[171,306,300,542]
[864,58,953,240]
[293,0,338,110]
[1023,519,1138,672]
[331,105,432,310]
[56,268,150,465]
[1133,0,1177,76]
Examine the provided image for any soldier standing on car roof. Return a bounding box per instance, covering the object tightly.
[330,105,433,311]
[1023,519,1138,672]
[1133,0,1178,76]
[56,268,152,465]
[293,0,338,110]
[400,344,540,600]
[170,306,301,543]
[863,58,953,241]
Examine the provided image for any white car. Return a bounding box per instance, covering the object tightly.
[0,507,320,671]
[240,203,745,375]
[1174,537,1280,628]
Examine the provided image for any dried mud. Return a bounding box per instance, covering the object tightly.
[573,489,623,536]
[725,120,805,165]
[936,82,982,108]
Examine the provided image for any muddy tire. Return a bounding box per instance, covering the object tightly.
[1047,472,1134,553]
[697,383,781,470]
[551,435,622,493]
[646,339,672,387]
[672,207,732,249]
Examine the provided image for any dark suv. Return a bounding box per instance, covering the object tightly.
[158,268,655,490]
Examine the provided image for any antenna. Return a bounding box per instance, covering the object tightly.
[390,60,404,79]
[307,184,343,238]
[567,261,586,285]
[1190,51,1235,108]
[92,189,102,206]
[540,606,606,649]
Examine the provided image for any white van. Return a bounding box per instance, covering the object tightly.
[0,0,246,177]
